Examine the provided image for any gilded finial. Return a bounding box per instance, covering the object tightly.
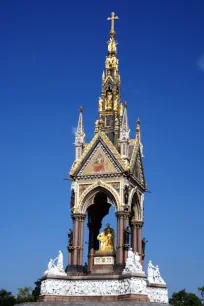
[79,106,83,113]
[107,12,119,37]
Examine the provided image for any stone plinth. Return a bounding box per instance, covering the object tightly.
[90,251,115,274]
[40,273,168,304]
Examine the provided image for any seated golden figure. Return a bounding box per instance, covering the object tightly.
[97,223,115,252]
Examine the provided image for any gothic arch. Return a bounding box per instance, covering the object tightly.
[78,180,121,214]
[129,187,143,222]
[129,187,140,207]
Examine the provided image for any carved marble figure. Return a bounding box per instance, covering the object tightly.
[147,260,166,285]
[44,251,66,276]
[147,260,156,283]
[154,265,166,285]
[123,248,143,274]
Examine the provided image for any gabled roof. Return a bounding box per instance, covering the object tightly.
[70,132,129,176]
[129,137,146,188]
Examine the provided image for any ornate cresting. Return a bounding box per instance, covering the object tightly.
[96,12,123,145]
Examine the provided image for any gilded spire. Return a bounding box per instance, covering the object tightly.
[97,12,123,147]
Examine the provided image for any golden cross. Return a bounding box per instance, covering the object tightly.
[107,12,119,34]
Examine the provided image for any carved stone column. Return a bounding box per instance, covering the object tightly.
[116,212,124,270]
[79,214,86,267]
[136,221,144,262]
[68,251,72,266]
[131,221,137,252]
[87,222,96,273]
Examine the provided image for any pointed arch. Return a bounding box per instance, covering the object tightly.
[76,180,122,214]
[129,187,144,222]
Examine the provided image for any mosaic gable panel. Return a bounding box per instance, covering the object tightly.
[80,145,120,176]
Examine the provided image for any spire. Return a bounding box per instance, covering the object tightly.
[136,118,144,157]
[97,12,123,146]
[136,118,141,142]
[75,107,85,161]
[120,102,130,141]
[119,102,130,161]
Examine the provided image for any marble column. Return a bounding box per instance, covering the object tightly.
[131,221,137,253]
[116,212,124,267]
[136,221,144,263]
[79,215,86,266]
[88,222,95,272]
[68,252,72,265]
[72,214,80,266]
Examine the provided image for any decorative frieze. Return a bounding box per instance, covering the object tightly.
[40,277,168,304]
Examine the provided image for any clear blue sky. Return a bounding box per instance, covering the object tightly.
[0,0,203,297]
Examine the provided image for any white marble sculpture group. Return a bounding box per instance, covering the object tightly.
[123,248,143,274]
[44,250,66,276]
[147,260,166,285]
[41,250,168,304]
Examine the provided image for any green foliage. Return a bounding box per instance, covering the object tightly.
[198,286,204,301]
[15,287,35,304]
[169,289,202,306]
[32,279,41,302]
[0,289,15,306]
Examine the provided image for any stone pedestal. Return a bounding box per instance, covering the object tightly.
[91,251,115,274]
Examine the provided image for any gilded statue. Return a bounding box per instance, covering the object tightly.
[105,57,111,69]
[105,55,118,70]
[97,223,115,252]
[105,91,113,110]
[108,38,117,53]
[98,97,103,112]
[114,94,119,111]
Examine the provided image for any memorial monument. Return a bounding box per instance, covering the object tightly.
[40,12,169,304]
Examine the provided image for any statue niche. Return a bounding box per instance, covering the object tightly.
[97,223,115,252]
[105,90,113,110]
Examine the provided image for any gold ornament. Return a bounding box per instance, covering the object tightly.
[98,97,103,112]
[105,91,113,110]
[107,12,119,37]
